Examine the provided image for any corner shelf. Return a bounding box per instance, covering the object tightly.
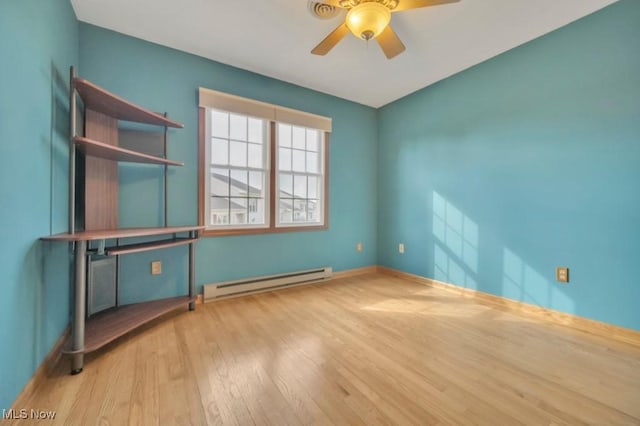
[74,136,184,165]
[42,225,204,242]
[73,78,183,127]
[62,296,196,354]
[41,67,201,374]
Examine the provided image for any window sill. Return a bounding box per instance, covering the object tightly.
[202,224,328,237]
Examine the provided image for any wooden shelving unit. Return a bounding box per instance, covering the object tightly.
[41,67,202,374]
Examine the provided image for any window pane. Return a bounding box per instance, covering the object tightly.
[212,111,228,138]
[230,170,248,196]
[211,138,228,165]
[307,199,320,222]
[230,198,248,224]
[229,114,247,141]
[279,199,293,223]
[293,200,307,222]
[293,175,307,198]
[211,168,229,196]
[230,141,247,167]
[306,152,318,173]
[306,129,319,152]
[292,149,305,172]
[307,176,318,199]
[278,123,291,147]
[205,108,281,231]
[248,118,263,143]
[292,126,305,150]
[279,173,293,197]
[248,198,265,225]
[248,143,262,169]
[210,197,229,225]
[249,171,264,197]
[279,147,291,171]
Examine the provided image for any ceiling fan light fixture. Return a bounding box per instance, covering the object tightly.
[346,2,391,41]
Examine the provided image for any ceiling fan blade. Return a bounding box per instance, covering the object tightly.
[311,23,350,56]
[391,0,460,12]
[377,25,406,59]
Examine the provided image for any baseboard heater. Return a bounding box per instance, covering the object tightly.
[204,267,332,302]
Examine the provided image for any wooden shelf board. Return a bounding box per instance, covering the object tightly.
[63,296,195,354]
[74,136,183,166]
[106,238,198,256]
[73,78,183,128]
[42,225,204,242]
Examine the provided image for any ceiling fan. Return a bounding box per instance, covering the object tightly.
[311,0,460,59]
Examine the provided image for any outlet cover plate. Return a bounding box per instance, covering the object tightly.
[556,266,569,283]
[151,261,162,275]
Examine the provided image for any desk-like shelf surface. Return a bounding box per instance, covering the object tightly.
[63,296,195,354]
[73,78,184,128]
[74,136,184,166]
[42,225,204,242]
[106,238,198,256]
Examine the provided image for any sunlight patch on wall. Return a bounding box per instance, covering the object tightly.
[433,191,479,289]
[433,192,478,273]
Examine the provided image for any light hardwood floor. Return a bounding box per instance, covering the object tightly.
[10,273,640,425]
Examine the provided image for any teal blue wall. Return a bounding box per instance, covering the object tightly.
[2,0,639,410]
[0,0,78,410]
[78,24,378,303]
[377,0,640,331]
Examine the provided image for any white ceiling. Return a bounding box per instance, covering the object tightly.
[71,0,617,108]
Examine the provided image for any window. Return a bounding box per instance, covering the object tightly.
[198,88,331,236]
[206,110,268,229]
[277,124,324,226]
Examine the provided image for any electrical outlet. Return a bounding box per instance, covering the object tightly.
[556,266,569,283]
[356,242,363,252]
[151,261,162,275]
[399,243,405,254]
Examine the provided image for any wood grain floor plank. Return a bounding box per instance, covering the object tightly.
[251,294,391,425]
[226,299,336,425]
